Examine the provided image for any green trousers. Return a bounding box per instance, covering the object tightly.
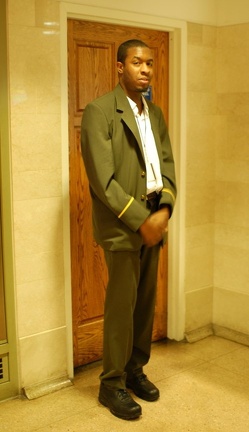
[100,243,161,389]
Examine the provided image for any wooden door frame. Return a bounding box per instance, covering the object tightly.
[59,2,187,379]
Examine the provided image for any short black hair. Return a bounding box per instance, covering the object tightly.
[117,39,149,63]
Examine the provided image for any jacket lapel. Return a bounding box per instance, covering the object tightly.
[114,85,144,158]
[113,84,163,165]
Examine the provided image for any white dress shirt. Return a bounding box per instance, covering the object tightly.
[127,96,163,195]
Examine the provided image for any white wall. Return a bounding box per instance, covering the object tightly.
[63,0,249,26]
[217,0,249,25]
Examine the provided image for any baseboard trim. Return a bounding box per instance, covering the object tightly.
[184,323,249,346]
[184,324,214,343]
[23,376,73,400]
[213,324,249,347]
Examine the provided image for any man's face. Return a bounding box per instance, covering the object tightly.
[117,46,154,97]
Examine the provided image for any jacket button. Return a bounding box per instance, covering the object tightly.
[141,171,146,178]
[141,194,146,201]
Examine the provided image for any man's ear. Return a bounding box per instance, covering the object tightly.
[117,61,123,74]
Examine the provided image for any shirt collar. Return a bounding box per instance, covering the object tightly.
[127,95,149,117]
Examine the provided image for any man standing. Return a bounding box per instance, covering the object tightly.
[81,39,176,420]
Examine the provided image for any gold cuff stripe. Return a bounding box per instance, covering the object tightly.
[162,188,176,203]
[118,197,134,219]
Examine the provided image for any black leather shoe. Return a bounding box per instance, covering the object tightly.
[98,383,142,420]
[126,374,160,401]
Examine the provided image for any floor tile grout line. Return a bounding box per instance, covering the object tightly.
[153,360,209,384]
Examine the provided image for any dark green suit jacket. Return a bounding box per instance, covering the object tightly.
[81,84,176,251]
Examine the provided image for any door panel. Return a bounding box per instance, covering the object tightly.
[68,20,169,367]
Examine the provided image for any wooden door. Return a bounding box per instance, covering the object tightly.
[68,20,169,367]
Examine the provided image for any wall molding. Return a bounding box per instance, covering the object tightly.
[185,324,249,347]
[59,0,249,27]
[213,324,249,347]
[23,377,73,400]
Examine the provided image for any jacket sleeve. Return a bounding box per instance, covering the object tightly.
[81,102,150,232]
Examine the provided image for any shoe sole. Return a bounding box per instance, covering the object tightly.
[99,395,142,420]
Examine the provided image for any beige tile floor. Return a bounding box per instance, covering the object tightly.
[1,335,249,431]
